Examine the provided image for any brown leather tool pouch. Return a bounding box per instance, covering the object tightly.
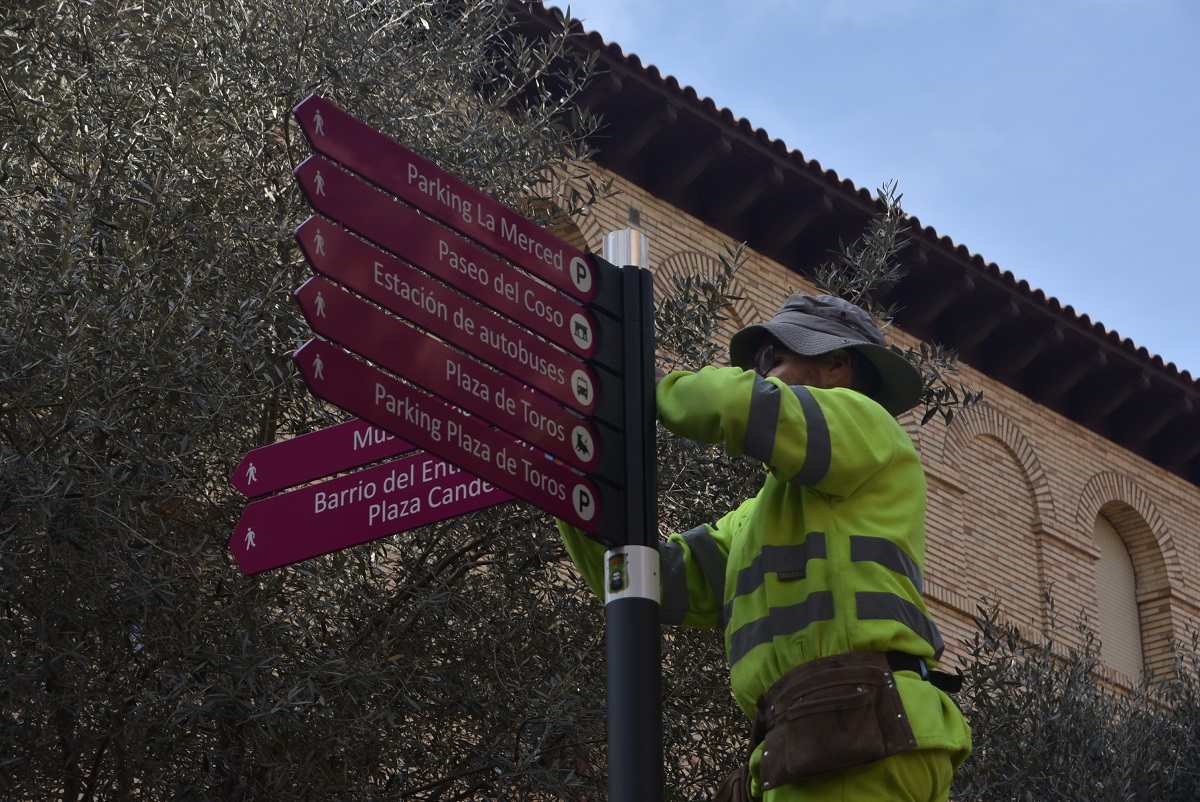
[713,764,752,802]
[756,652,917,790]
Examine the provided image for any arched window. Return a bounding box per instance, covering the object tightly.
[1093,514,1144,677]
[960,434,1044,636]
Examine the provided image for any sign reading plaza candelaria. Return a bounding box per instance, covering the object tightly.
[250,95,664,802]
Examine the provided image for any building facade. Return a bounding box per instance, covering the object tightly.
[523,3,1200,685]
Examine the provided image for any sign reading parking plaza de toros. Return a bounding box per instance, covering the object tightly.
[227,95,629,574]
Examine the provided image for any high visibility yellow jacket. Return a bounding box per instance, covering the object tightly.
[559,366,971,766]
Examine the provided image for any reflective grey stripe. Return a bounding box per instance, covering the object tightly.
[658,525,727,626]
[788,385,831,487]
[856,591,946,658]
[744,380,831,484]
[850,536,924,594]
[744,377,781,463]
[728,591,835,666]
[685,525,728,616]
[659,540,690,625]
[724,536,828,622]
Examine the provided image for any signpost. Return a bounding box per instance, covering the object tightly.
[229,95,661,800]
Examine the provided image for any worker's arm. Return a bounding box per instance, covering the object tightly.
[557,500,742,628]
[656,366,902,497]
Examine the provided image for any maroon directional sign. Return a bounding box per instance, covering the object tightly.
[290,164,620,426]
[294,338,607,532]
[294,94,607,309]
[229,449,513,575]
[231,418,415,498]
[294,276,610,479]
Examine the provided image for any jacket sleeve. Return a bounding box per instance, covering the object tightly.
[557,502,743,630]
[655,366,902,498]
[556,519,608,599]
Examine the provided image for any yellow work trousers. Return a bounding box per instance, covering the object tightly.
[755,749,955,802]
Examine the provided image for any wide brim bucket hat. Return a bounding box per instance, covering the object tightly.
[728,294,923,416]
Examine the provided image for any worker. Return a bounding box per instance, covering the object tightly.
[558,293,971,800]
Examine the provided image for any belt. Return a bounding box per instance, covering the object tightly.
[886,651,964,694]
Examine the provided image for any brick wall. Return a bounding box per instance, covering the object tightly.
[570,169,1200,684]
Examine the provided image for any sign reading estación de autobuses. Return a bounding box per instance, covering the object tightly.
[292,188,616,370]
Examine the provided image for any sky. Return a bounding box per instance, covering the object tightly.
[550,0,1200,375]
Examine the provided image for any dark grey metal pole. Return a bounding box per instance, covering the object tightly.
[602,233,661,801]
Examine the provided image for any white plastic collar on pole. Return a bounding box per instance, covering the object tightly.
[603,545,660,604]
[603,229,650,269]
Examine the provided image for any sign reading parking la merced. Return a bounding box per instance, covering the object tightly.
[227,95,636,575]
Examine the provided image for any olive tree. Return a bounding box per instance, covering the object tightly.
[955,599,1200,801]
[1,1,610,798]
